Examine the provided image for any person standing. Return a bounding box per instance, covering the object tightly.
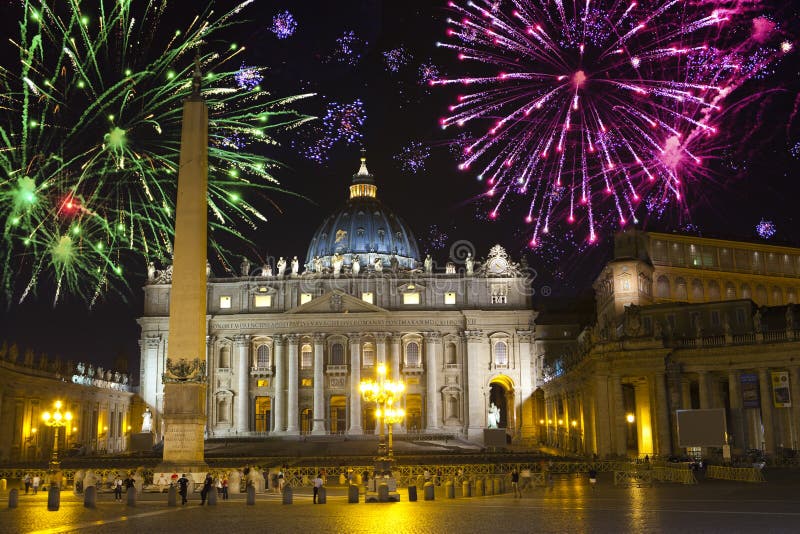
[113,475,123,501]
[32,474,40,495]
[23,473,31,494]
[177,474,190,505]
[312,473,323,504]
[221,476,229,500]
[511,469,522,498]
[200,473,213,505]
[588,469,598,490]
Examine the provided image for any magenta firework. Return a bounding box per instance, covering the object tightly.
[433,0,792,246]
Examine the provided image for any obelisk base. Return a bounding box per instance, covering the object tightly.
[157,382,208,473]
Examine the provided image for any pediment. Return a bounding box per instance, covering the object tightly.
[286,290,387,314]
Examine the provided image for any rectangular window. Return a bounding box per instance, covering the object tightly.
[735,308,745,325]
[256,379,269,388]
[362,292,374,304]
[403,292,420,305]
[300,293,313,305]
[301,378,312,387]
[219,296,232,309]
[444,292,456,305]
[710,310,720,326]
[254,294,272,308]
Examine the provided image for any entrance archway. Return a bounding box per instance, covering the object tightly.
[489,375,515,430]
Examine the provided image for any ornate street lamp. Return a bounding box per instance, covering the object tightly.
[360,364,405,475]
[41,400,73,471]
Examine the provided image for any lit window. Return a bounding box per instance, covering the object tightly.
[403,292,420,305]
[494,341,508,367]
[301,378,312,387]
[362,344,375,367]
[405,342,420,367]
[331,343,345,365]
[257,379,268,388]
[219,296,232,309]
[301,345,312,369]
[256,345,271,367]
[254,294,272,308]
[444,292,456,305]
[300,293,313,305]
[362,292,374,304]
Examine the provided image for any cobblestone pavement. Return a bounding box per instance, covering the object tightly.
[2,472,800,534]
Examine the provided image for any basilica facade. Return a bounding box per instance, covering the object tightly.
[138,157,538,442]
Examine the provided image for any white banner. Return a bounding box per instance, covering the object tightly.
[772,371,791,408]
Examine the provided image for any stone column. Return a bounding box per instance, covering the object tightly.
[376,333,389,371]
[234,335,251,434]
[348,334,363,435]
[517,330,534,439]
[424,332,442,431]
[285,334,299,435]
[312,334,326,435]
[141,336,161,414]
[205,336,215,436]
[791,367,800,451]
[758,367,775,455]
[698,371,710,409]
[728,369,745,452]
[681,379,693,410]
[389,333,402,382]
[273,337,285,433]
[653,373,671,456]
[611,374,626,456]
[465,330,488,441]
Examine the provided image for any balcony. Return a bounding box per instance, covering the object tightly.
[402,364,424,376]
[325,364,348,376]
[250,366,274,378]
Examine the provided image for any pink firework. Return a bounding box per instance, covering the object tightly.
[433,0,790,246]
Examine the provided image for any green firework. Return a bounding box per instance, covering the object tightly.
[0,0,314,305]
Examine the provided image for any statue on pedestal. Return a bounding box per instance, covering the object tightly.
[276,257,286,277]
[424,254,433,273]
[291,256,300,276]
[240,257,251,277]
[466,253,474,276]
[487,402,500,429]
[374,258,383,272]
[332,253,344,276]
[352,255,361,275]
[141,408,153,433]
[313,256,323,274]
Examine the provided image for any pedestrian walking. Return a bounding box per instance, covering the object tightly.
[113,476,123,501]
[32,475,40,494]
[221,476,229,500]
[511,469,522,498]
[177,474,190,505]
[588,469,598,489]
[313,472,323,504]
[200,473,213,505]
[23,473,31,494]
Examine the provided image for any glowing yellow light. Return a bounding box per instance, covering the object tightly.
[626,413,635,423]
[571,420,577,427]
[557,419,563,426]
[539,419,545,425]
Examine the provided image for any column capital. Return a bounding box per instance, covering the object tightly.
[423,331,442,342]
[144,335,161,349]
[284,334,299,344]
[206,335,216,346]
[464,330,485,342]
[516,330,533,343]
[233,334,251,346]
[274,335,285,347]
[348,333,362,344]
[313,333,326,344]
[389,332,404,343]
[373,331,391,341]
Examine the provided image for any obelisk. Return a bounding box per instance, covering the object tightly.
[158,57,208,472]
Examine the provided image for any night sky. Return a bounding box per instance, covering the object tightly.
[1,0,798,380]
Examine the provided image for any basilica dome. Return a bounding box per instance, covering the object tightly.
[305,155,420,270]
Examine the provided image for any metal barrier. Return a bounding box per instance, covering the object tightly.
[613,470,653,487]
[651,467,697,485]
[705,465,765,483]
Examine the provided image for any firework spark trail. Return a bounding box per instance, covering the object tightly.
[433,0,793,245]
[0,0,315,304]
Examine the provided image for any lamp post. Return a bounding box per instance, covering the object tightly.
[41,400,73,471]
[360,363,405,475]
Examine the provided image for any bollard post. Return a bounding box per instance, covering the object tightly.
[493,477,501,495]
[318,486,327,504]
[461,480,471,497]
[348,484,359,503]
[126,486,136,507]
[282,485,293,504]
[485,477,494,496]
[378,483,389,502]
[208,487,217,505]
[407,484,418,502]
[167,486,177,507]
[0,478,6,491]
[47,486,60,511]
[445,481,454,499]
[84,486,97,508]
[8,488,18,509]
[424,483,435,501]
[475,478,485,497]
[246,485,256,505]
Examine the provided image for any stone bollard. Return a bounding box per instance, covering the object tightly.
[348,484,359,503]
[486,477,494,496]
[445,481,454,499]
[0,478,6,491]
[318,486,327,504]
[126,487,136,507]
[246,485,256,505]
[208,487,217,505]
[407,484,418,502]
[378,483,389,502]
[168,486,177,507]
[475,478,485,497]
[461,480,471,497]
[8,488,18,509]
[282,485,293,504]
[47,486,60,511]
[493,477,501,495]
[424,483,435,501]
[84,486,97,508]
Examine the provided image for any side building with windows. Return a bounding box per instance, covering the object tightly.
[138,156,537,442]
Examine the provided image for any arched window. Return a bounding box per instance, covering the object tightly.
[301,344,312,369]
[219,346,231,369]
[362,343,375,367]
[494,341,508,367]
[656,276,670,298]
[405,342,420,368]
[772,287,783,306]
[675,278,688,300]
[788,289,797,304]
[725,282,736,300]
[256,345,270,368]
[445,343,457,365]
[741,284,751,299]
[331,343,345,365]
[756,285,768,305]
[691,279,704,301]
[708,281,721,301]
